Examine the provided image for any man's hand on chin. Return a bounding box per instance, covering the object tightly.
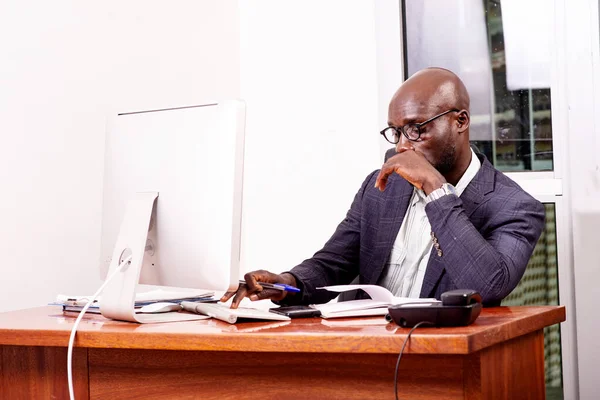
[374,148,446,195]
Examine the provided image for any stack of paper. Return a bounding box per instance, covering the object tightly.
[312,285,440,319]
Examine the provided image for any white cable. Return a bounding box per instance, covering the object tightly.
[67,255,132,400]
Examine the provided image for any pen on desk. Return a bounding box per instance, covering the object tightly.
[238,280,301,293]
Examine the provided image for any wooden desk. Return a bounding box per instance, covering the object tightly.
[0,306,564,400]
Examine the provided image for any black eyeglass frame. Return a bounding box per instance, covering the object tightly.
[380,108,461,144]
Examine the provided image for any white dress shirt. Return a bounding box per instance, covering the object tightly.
[378,148,481,298]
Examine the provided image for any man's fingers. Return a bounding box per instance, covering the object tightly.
[244,272,263,292]
[230,286,248,309]
[375,164,395,191]
[220,290,236,303]
[224,270,291,308]
[375,149,420,191]
[249,288,286,302]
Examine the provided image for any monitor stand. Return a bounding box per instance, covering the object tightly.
[99,192,210,323]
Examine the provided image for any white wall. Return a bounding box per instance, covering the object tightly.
[563,0,600,398]
[1,0,386,311]
[238,1,381,275]
[0,0,240,312]
[374,0,404,159]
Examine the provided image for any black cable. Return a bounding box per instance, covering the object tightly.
[394,321,433,400]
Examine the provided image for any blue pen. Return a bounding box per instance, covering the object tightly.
[238,280,301,293]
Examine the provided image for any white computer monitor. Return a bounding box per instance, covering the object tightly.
[99,100,246,323]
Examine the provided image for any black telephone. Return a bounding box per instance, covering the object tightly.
[386,289,482,327]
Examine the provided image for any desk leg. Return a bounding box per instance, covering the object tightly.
[465,329,546,400]
[0,345,89,400]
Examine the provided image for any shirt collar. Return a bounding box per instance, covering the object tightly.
[454,148,481,197]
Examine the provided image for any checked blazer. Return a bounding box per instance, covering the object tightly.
[283,153,545,307]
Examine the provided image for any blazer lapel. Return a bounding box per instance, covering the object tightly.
[460,154,495,216]
[419,154,496,298]
[368,175,413,284]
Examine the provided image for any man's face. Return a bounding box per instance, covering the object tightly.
[387,99,459,175]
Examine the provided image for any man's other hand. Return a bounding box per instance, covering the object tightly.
[220,270,298,309]
[375,148,445,194]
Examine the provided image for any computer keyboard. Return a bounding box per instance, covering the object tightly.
[180,301,290,324]
[135,312,210,323]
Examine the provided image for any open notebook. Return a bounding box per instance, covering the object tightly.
[312,284,440,319]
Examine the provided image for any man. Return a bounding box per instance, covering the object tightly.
[223,67,545,308]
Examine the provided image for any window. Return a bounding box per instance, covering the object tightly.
[403,0,553,172]
[385,1,574,398]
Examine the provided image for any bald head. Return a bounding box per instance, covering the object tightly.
[390,68,470,116]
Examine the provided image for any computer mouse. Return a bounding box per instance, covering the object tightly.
[138,302,181,313]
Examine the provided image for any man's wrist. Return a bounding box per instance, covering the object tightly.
[426,183,457,204]
[422,176,447,196]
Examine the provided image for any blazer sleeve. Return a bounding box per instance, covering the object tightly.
[280,171,378,305]
[425,187,545,305]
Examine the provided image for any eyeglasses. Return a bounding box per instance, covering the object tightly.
[380,109,460,144]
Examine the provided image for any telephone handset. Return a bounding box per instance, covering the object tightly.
[386,289,482,327]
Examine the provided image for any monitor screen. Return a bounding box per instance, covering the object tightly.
[100,101,246,305]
